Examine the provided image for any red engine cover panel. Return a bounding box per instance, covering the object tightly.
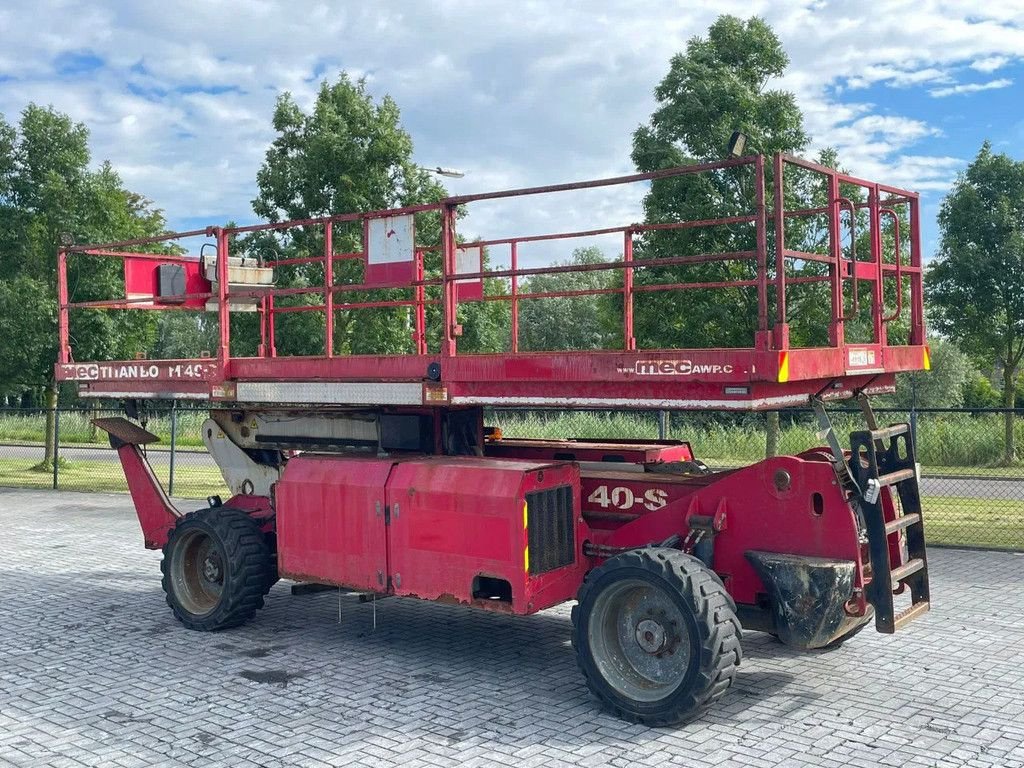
[275,456,392,592]
[274,454,586,615]
[386,457,584,614]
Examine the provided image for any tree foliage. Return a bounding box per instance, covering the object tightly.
[630,15,808,349]
[0,105,167,397]
[247,74,450,356]
[518,247,621,351]
[928,142,1024,461]
[891,337,973,409]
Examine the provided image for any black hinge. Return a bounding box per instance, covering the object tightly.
[384,504,391,525]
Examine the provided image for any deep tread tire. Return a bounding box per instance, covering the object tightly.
[161,507,274,631]
[572,547,742,726]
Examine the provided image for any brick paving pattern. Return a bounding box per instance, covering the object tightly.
[1,487,1023,767]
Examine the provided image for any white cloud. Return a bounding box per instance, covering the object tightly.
[971,55,1010,72]
[846,65,953,89]
[0,0,1020,262]
[929,78,1013,97]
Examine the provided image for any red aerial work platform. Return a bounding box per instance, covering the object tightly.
[64,153,931,726]
[55,153,928,409]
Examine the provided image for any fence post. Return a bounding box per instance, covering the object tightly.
[766,410,780,458]
[657,410,668,440]
[910,376,918,451]
[168,400,177,497]
[52,407,60,490]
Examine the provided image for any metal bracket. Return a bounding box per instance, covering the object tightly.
[811,398,861,497]
[851,377,882,404]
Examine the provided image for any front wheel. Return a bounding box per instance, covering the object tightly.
[161,507,274,631]
[572,548,742,726]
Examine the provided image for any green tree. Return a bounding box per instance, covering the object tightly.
[249,74,449,356]
[630,15,808,350]
[928,142,1024,464]
[518,246,621,351]
[152,312,221,360]
[962,373,1000,409]
[0,105,167,467]
[891,338,973,409]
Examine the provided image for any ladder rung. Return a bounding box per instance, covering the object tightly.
[877,468,916,487]
[870,424,909,441]
[890,558,925,584]
[893,600,930,630]
[885,513,921,536]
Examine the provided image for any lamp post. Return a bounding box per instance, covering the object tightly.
[421,166,465,179]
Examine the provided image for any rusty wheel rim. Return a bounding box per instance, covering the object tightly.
[588,577,691,703]
[171,528,225,616]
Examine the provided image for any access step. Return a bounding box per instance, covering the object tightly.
[890,557,926,584]
[877,468,916,487]
[893,600,931,630]
[885,512,921,536]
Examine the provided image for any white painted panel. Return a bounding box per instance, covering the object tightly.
[366,214,416,265]
[79,390,209,400]
[202,418,280,496]
[236,381,422,405]
[455,246,481,276]
[451,394,811,409]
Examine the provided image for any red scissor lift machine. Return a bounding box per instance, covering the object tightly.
[57,153,930,725]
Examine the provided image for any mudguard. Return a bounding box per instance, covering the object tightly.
[746,550,872,649]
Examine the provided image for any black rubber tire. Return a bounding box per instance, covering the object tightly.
[572,547,742,726]
[161,507,274,631]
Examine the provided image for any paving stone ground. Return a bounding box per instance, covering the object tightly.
[1,487,1023,768]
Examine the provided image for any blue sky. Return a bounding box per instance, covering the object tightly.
[1,1,1022,265]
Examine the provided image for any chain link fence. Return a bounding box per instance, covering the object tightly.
[2,404,1022,551]
[0,405,225,501]
[490,407,1024,552]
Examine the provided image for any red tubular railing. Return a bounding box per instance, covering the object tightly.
[771,153,922,349]
[836,196,859,321]
[55,153,923,372]
[879,208,902,323]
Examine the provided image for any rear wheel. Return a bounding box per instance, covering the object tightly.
[161,507,274,631]
[572,548,742,726]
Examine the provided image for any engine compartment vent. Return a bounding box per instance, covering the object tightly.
[526,485,575,575]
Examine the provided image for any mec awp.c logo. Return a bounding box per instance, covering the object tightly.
[627,359,734,376]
